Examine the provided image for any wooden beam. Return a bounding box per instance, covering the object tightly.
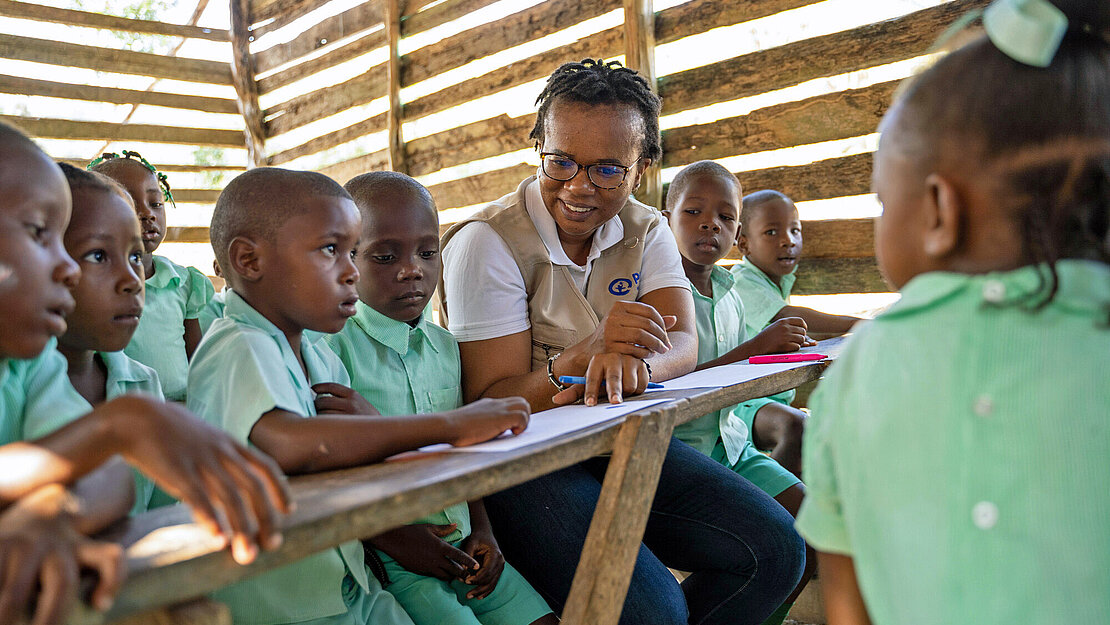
[253,0,384,73]
[264,64,387,137]
[58,159,245,173]
[655,0,823,45]
[0,75,239,115]
[661,80,898,168]
[171,189,222,204]
[268,112,388,166]
[0,34,231,85]
[426,163,537,212]
[166,226,214,243]
[257,29,385,95]
[2,115,245,147]
[623,0,660,209]
[658,0,988,116]
[736,152,874,204]
[0,0,229,41]
[401,0,499,37]
[250,0,332,37]
[405,114,533,177]
[403,0,621,88]
[720,218,875,261]
[385,0,405,173]
[793,257,887,295]
[317,148,390,185]
[229,0,266,167]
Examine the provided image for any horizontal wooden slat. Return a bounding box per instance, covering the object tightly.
[0,0,229,41]
[403,0,620,88]
[428,163,536,212]
[265,64,387,136]
[406,114,533,177]
[3,115,245,147]
[793,257,887,294]
[317,148,390,184]
[268,112,388,165]
[58,159,246,172]
[251,0,331,37]
[173,189,222,203]
[166,226,212,243]
[736,152,874,204]
[258,28,386,94]
[402,0,498,36]
[655,0,822,45]
[254,0,384,73]
[721,218,874,261]
[659,0,986,116]
[403,25,622,122]
[0,33,231,85]
[662,80,898,168]
[0,74,239,114]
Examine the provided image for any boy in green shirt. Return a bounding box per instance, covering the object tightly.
[190,167,530,625]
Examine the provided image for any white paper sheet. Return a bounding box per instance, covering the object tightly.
[419,398,672,453]
[644,360,822,392]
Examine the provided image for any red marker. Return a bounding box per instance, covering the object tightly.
[748,353,828,364]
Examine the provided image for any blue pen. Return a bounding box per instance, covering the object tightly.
[559,375,664,389]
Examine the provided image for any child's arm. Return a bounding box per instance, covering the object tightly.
[695,317,815,370]
[311,382,380,415]
[66,458,135,536]
[773,305,860,338]
[183,318,203,359]
[459,499,504,600]
[818,552,873,625]
[248,396,530,474]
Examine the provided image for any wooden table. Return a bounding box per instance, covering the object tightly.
[76,338,844,625]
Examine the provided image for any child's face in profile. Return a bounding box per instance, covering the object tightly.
[873,109,931,291]
[740,198,802,284]
[259,194,361,335]
[667,174,741,268]
[355,196,440,324]
[0,148,79,359]
[105,160,166,255]
[60,187,145,354]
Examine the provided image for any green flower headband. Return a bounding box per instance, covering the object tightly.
[87,150,176,208]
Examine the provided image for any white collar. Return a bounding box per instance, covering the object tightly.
[524,178,624,268]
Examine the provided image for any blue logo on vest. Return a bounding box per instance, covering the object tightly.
[608,273,640,296]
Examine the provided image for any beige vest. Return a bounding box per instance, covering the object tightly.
[439,176,663,371]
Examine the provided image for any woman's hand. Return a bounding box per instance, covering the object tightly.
[553,353,651,406]
[560,301,675,370]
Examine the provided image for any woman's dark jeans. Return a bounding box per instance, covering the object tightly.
[485,436,805,625]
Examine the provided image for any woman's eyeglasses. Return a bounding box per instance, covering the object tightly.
[539,153,636,190]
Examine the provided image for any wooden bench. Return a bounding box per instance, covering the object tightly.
[71,337,846,625]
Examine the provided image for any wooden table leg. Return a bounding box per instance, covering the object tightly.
[561,405,676,625]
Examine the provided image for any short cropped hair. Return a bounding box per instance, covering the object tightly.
[665,160,741,211]
[210,167,351,273]
[57,162,134,209]
[344,171,436,222]
[740,189,793,232]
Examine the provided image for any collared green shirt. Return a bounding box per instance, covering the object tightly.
[672,267,752,464]
[796,261,1110,624]
[124,255,214,401]
[0,339,88,445]
[325,301,470,542]
[729,257,796,338]
[197,288,227,335]
[187,291,373,625]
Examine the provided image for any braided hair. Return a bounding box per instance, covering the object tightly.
[531,59,662,162]
[87,150,175,208]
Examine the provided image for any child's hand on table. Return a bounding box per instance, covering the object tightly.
[748,317,816,355]
[458,529,506,600]
[312,383,380,415]
[0,484,125,625]
[444,397,530,447]
[369,524,478,581]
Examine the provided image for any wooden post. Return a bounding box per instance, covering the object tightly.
[561,406,676,625]
[385,0,406,173]
[623,0,661,209]
[229,0,266,168]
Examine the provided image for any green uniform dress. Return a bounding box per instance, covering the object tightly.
[729,258,797,433]
[0,339,88,444]
[673,266,800,497]
[124,255,213,401]
[186,291,413,625]
[795,261,1110,624]
[326,301,552,625]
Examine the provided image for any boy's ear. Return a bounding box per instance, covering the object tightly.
[922,173,961,258]
[228,236,263,282]
[736,231,749,257]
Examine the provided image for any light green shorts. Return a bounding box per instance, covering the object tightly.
[733,389,795,433]
[298,572,415,625]
[711,439,800,498]
[380,545,552,625]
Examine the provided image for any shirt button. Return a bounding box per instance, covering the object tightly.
[973,395,994,417]
[717,334,725,342]
[972,501,999,529]
[982,280,1006,303]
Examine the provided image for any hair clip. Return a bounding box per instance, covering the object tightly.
[983,0,1068,68]
[86,150,176,208]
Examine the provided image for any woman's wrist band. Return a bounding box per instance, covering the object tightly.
[548,352,568,391]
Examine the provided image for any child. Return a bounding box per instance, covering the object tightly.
[0,122,290,622]
[794,1,1110,622]
[326,172,556,625]
[189,166,530,625]
[54,163,164,514]
[665,160,813,625]
[89,151,213,401]
[198,260,227,334]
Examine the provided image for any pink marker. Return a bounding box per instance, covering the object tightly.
[748,353,828,364]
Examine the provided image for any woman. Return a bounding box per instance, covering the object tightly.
[440,59,804,625]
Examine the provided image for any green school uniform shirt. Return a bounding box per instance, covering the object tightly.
[186,290,376,625]
[125,255,213,401]
[729,257,795,426]
[795,261,1110,624]
[197,288,226,335]
[325,301,471,542]
[672,267,752,465]
[0,339,88,444]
